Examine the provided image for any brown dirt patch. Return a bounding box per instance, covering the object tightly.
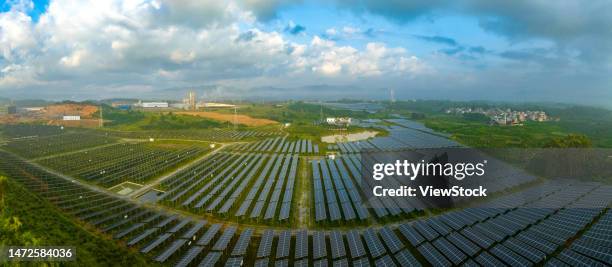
[46,104,98,118]
[175,111,277,126]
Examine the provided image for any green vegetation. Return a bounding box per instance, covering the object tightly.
[217,102,368,122]
[103,107,225,130]
[420,116,572,148]
[386,100,612,148]
[0,175,152,266]
[545,134,592,148]
[216,102,387,139]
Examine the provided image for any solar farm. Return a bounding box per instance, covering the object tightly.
[0,121,610,267]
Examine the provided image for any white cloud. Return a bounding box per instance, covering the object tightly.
[60,49,88,67]
[169,50,196,64]
[305,36,425,77]
[325,28,337,36]
[342,26,359,35]
[0,0,427,97]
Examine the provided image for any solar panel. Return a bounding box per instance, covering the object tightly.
[438,213,465,231]
[489,244,531,267]
[414,221,439,241]
[174,246,204,267]
[295,230,309,259]
[374,255,396,267]
[398,223,425,246]
[314,258,328,267]
[432,237,466,265]
[363,228,386,258]
[154,239,187,262]
[225,257,244,267]
[275,259,289,267]
[278,203,291,221]
[379,227,403,254]
[446,232,480,257]
[127,228,157,246]
[474,223,505,242]
[329,231,346,259]
[198,252,221,267]
[155,214,178,228]
[516,231,557,254]
[114,222,144,239]
[544,257,571,267]
[460,227,494,249]
[427,218,452,236]
[276,230,291,259]
[417,242,451,267]
[504,237,546,263]
[461,259,479,267]
[181,220,207,240]
[140,233,171,254]
[295,258,309,267]
[197,223,222,246]
[351,257,370,267]
[313,231,327,259]
[475,251,505,266]
[257,230,275,258]
[394,249,421,266]
[231,228,253,256]
[254,258,269,267]
[212,226,237,251]
[346,230,366,258]
[333,258,349,267]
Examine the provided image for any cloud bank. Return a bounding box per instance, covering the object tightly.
[0,0,610,106]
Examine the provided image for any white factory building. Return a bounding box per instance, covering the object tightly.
[326,117,352,126]
[62,115,81,121]
[141,102,169,108]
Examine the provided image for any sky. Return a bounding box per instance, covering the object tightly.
[0,0,611,106]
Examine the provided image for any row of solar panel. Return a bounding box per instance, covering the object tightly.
[230,137,319,154]
[312,158,370,222]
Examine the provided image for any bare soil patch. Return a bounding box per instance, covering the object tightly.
[176,111,277,126]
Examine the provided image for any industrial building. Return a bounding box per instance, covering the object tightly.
[141,102,169,108]
[326,117,352,126]
[63,115,81,121]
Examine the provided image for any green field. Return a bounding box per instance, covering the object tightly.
[384,100,612,148]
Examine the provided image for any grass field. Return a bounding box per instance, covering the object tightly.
[421,115,570,148]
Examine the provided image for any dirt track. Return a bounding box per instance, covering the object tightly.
[176,111,277,126]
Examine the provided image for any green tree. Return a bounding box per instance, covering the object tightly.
[546,134,592,148]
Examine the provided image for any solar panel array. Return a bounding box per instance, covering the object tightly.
[159,151,299,222]
[311,158,370,223]
[37,142,208,187]
[229,137,318,154]
[2,122,611,267]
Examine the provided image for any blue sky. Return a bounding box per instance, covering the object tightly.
[1,0,611,106]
